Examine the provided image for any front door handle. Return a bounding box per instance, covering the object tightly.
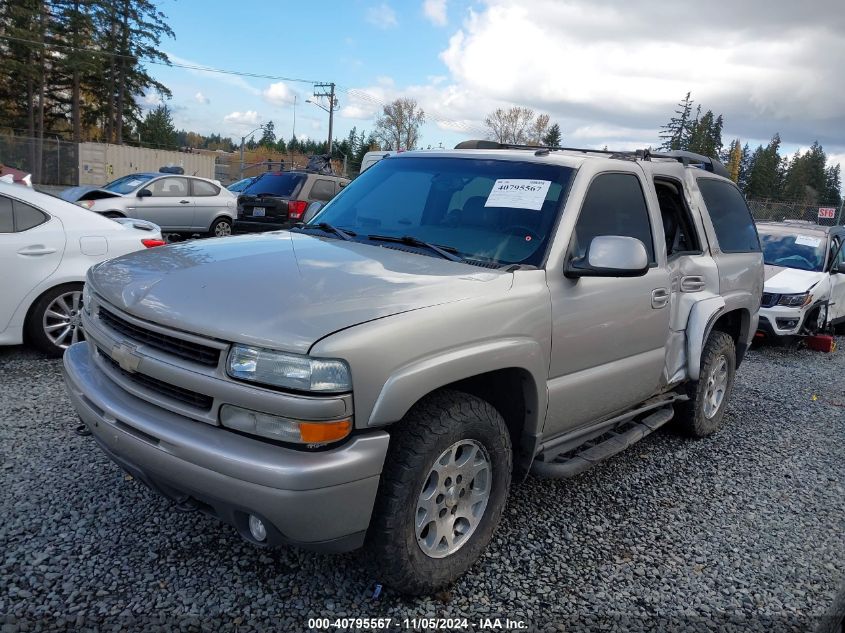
[18,246,57,256]
[651,287,670,309]
[179,200,191,204]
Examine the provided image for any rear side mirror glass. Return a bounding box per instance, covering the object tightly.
[137,188,152,198]
[565,235,649,278]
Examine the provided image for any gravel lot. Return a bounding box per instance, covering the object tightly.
[1,340,843,632]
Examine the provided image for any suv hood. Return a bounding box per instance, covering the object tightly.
[763,265,826,294]
[90,232,512,354]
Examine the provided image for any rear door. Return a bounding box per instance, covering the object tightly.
[0,194,65,333]
[135,177,194,230]
[189,178,228,231]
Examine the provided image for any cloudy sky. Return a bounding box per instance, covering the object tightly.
[151,0,845,167]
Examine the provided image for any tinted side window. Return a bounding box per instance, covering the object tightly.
[149,177,188,197]
[0,196,13,233]
[697,179,760,253]
[192,179,219,196]
[572,173,655,263]
[13,200,48,231]
[310,179,336,202]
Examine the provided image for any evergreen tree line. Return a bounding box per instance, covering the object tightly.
[660,92,841,206]
[0,0,173,145]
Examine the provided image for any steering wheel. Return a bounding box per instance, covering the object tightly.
[503,225,541,243]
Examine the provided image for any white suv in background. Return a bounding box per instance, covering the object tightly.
[756,221,845,339]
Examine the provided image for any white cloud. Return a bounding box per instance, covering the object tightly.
[224,110,261,127]
[423,0,447,26]
[262,82,296,106]
[194,91,209,104]
[142,93,162,108]
[436,0,845,149]
[366,3,398,29]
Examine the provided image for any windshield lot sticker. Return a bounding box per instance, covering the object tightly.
[485,179,551,210]
[794,235,822,248]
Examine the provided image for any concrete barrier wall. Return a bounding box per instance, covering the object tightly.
[78,143,216,186]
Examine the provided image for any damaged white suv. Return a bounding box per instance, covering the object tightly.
[756,221,845,338]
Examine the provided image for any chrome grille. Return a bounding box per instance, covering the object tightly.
[99,350,214,411]
[99,308,220,367]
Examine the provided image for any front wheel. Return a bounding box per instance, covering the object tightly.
[367,390,512,595]
[676,330,736,437]
[26,284,86,357]
[209,217,232,237]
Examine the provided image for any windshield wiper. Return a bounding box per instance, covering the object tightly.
[294,222,356,241]
[367,234,464,262]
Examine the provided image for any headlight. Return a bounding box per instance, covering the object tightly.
[777,292,812,307]
[227,345,351,392]
[219,404,351,446]
[77,200,94,209]
[82,282,93,315]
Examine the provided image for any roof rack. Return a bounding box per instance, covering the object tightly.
[453,140,730,178]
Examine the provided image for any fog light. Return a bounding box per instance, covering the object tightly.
[249,515,267,542]
[776,318,799,329]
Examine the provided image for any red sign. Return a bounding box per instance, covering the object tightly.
[818,207,836,219]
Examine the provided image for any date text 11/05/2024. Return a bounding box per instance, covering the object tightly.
[307,617,529,630]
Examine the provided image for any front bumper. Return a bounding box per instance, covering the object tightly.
[757,306,806,338]
[63,342,389,552]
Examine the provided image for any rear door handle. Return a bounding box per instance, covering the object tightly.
[681,275,706,292]
[651,287,670,309]
[18,246,57,256]
[179,200,190,204]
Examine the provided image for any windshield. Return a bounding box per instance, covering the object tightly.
[103,174,155,195]
[242,172,305,197]
[758,229,827,271]
[308,156,574,267]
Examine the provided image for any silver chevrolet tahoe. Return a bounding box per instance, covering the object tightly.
[63,141,763,594]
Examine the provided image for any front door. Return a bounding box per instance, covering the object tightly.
[828,234,845,322]
[545,171,671,437]
[134,177,194,230]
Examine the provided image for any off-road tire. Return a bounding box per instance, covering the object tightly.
[366,390,512,595]
[676,330,736,437]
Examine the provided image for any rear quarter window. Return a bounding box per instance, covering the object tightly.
[697,178,761,253]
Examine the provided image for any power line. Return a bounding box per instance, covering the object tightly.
[0,34,321,84]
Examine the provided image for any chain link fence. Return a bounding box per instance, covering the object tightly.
[747,198,843,226]
[0,134,79,186]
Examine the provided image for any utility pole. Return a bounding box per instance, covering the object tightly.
[292,95,297,140]
[312,82,336,155]
[837,196,844,225]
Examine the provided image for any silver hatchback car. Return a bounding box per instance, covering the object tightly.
[65,173,237,237]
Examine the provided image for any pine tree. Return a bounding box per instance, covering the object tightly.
[542,123,562,147]
[659,92,694,151]
[259,121,276,147]
[744,134,782,199]
[726,139,742,183]
[138,103,175,148]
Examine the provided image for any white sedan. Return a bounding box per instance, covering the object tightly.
[0,182,165,356]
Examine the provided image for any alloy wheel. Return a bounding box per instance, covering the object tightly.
[42,290,85,350]
[415,439,492,559]
[703,354,728,419]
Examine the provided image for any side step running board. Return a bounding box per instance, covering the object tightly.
[531,406,675,479]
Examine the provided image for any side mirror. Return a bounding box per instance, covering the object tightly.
[302,201,323,224]
[137,188,152,198]
[565,235,649,278]
[338,181,348,189]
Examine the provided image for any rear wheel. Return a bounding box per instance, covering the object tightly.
[209,217,232,237]
[26,283,86,357]
[676,330,736,437]
[367,390,512,595]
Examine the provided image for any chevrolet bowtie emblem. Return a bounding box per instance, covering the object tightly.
[111,343,142,373]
